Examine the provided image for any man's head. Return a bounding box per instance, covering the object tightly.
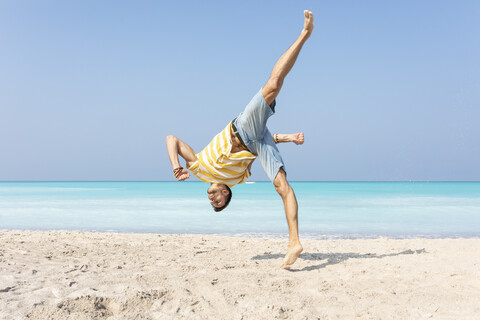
[207,183,232,212]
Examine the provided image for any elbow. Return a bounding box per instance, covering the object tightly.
[166,135,178,147]
[166,135,176,143]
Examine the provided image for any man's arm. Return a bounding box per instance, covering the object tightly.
[166,135,197,181]
[272,133,304,145]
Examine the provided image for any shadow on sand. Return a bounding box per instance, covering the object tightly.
[251,248,426,272]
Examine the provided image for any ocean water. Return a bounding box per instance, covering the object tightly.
[0,181,479,239]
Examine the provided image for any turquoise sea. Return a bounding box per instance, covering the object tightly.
[0,181,479,239]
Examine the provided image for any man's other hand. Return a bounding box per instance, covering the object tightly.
[292,132,304,145]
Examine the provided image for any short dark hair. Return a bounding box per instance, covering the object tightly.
[213,185,232,212]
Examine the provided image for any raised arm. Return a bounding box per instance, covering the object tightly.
[166,135,198,181]
[272,133,304,145]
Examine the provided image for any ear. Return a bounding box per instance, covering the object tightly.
[222,188,230,196]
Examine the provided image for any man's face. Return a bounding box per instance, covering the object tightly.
[207,183,229,208]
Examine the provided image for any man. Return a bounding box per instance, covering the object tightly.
[166,10,314,269]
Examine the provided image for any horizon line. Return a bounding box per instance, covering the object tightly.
[1,180,480,183]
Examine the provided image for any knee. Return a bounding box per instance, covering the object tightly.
[275,182,291,198]
[266,77,283,94]
[274,175,291,198]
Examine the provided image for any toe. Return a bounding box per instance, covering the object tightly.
[280,263,291,270]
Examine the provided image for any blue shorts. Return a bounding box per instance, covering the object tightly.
[234,89,285,182]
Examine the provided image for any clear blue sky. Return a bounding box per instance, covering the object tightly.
[1,1,479,181]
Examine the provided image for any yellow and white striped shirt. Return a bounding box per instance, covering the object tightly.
[187,122,256,187]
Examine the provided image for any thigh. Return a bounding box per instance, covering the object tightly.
[252,128,286,182]
[236,89,275,143]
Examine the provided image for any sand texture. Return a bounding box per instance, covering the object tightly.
[0,230,479,319]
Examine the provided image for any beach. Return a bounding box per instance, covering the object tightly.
[1,231,479,319]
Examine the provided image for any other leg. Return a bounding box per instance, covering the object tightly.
[262,10,314,105]
[273,168,303,269]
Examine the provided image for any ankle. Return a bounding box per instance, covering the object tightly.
[289,240,302,248]
[300,29,311,40]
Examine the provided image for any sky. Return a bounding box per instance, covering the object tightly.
[1,1,479,181]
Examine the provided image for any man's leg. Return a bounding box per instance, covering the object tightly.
[262,10,314,105]
[274,168,303,269]
[235,11,313,147]
[266,11,313,268]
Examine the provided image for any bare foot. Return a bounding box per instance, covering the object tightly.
[291,133,304,145]
[303,10,314,35]
[280,243,303,269]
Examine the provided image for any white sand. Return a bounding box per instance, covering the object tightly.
[1,230,479,319]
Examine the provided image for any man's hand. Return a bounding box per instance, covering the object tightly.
[303,10,314,36]
[292,132,304,145]
[174,167,190,181]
